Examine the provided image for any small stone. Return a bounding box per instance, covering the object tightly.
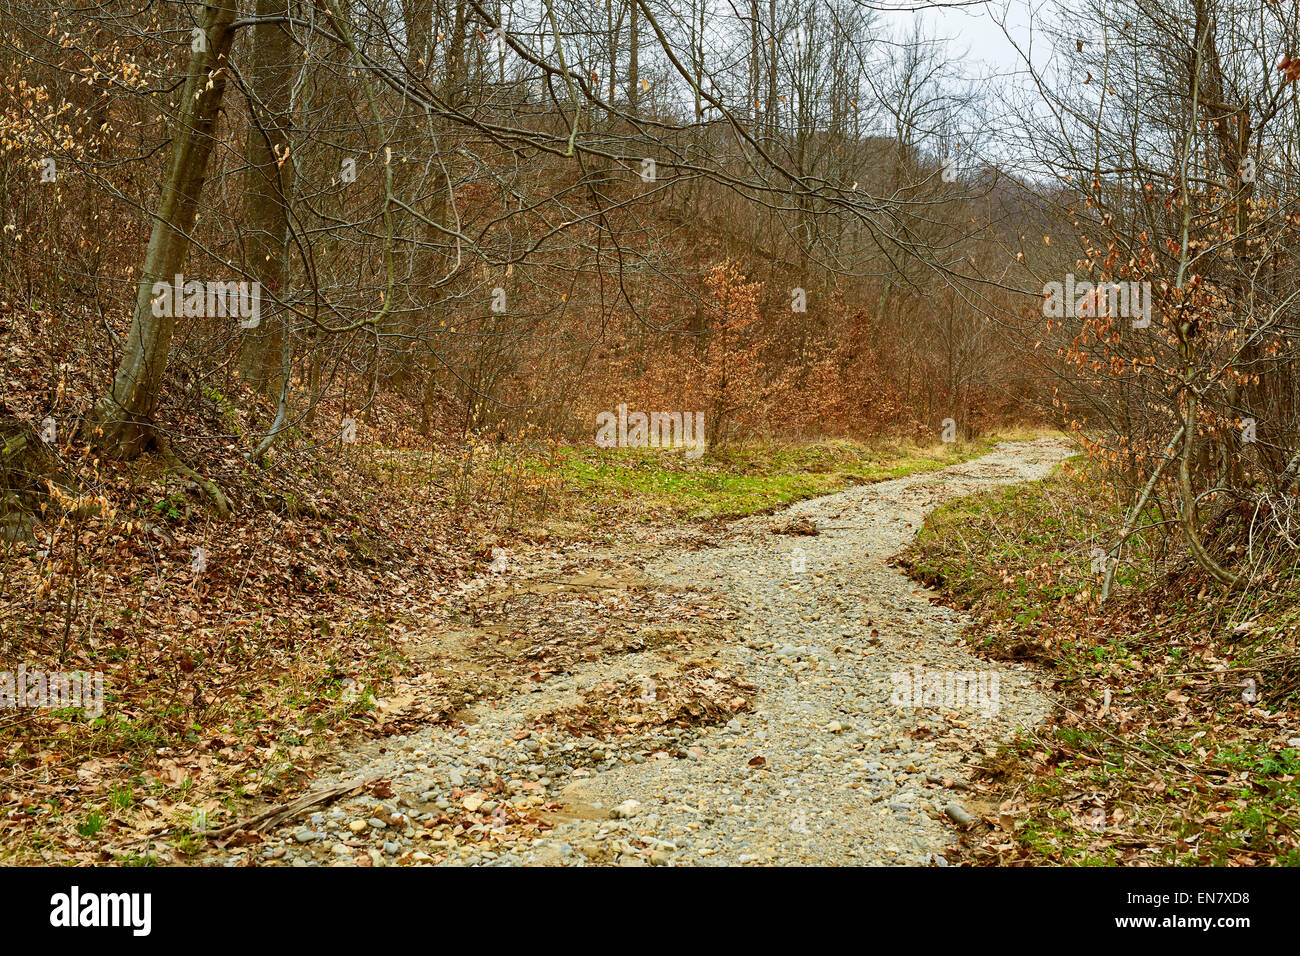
[944,802,974,826]
[610,799,641,819]
[367,817,388,830]
[348,819,368,832]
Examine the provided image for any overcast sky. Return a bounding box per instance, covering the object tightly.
[879,0,1049,78]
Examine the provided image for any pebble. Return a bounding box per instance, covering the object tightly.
[944,803,974,826]
[610,800,641,819]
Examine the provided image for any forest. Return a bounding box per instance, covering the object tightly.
[0,0,1297,878]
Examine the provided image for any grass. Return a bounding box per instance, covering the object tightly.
[533,435,1023,523]
[900,457,1300,865]
[371,431,1052,536]
[902,462,1121,660]
[373,428,1062,541]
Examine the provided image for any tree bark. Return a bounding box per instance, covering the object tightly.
[628,0,639,115]
[87,1,239,457]
[239,0,295,395]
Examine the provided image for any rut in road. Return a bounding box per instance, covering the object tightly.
[203,437,1073,867]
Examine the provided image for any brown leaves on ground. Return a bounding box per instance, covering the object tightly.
[394,557,733,732]
[905,467,1300,866]
[410,785,556,858]
[533,664,755,739]
[0,307,533,862]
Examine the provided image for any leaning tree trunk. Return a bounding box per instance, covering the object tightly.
[87,1,238,457]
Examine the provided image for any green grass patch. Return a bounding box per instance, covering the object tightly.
[539,436,1008,523]
[900,458,1300,866]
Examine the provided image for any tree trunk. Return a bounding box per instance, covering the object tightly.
[87,1,239,457]
[239,0,294,395]
[628,0,639,115]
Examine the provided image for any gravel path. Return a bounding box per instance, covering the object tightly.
[207,438,1072,867]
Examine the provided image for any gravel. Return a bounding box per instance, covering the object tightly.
[204,438,1072,867]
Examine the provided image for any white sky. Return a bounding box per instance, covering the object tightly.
[879,0,1050,78]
